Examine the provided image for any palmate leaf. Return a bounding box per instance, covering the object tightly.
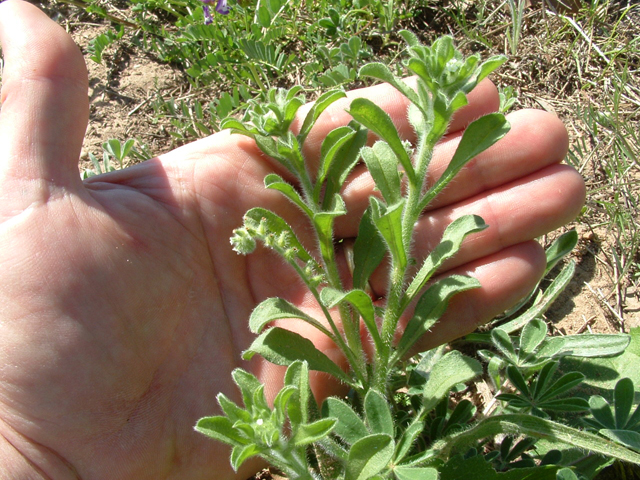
[243,327,351,385]
[393,466,438,480]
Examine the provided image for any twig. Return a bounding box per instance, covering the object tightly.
[584,282,625,331]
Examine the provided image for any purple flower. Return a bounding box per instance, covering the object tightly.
[215,0,230,15]
[202,4,213,24]
[200,0,229,21]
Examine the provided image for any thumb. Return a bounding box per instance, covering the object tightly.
[0,0,88,199]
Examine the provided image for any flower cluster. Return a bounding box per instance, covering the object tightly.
[200,0,229,24]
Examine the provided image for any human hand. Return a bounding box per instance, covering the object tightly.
[0,1,584,479]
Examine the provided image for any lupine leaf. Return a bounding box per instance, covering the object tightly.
[364,389,394,437]
[394,419,424,463]
[348,98,416,183]
[322,397,368,445]
[394,466,438,480]
[537,333,630,358]
[519,319,548,357]
[249,297,331,337]
[243,327,351,384]
[506,365,531,397]
[614,377,635,428]
[544,230,578,275]
[345,433,395,480]
[539,372,585,402]
[423,350,482,413]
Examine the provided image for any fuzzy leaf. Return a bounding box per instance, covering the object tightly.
[320,287,383,353]
[397,275,480,358]
[348,98,416,183]
[298,89,347,144]
[195,416,248,446]
[371,198,406,267]
[544,230,578,275]
[231,443,263,471]
[316,126,357,191]
[394,466,438,480]
[614,377,635,428]
[422,113,510,208]
[264,174,312,217]
[352,208,386,291]
[283,360,311,426]
[394,419,424,463]
[362,142,402,204]
[249,297,331,336]
[293,418,337,446]
[243,327,351,384]
[423,350,482,413]
[519,319,548,357]
[537,333,630,359]
[345,433,395,480]
[365,389,394,437]
[322,397,368,445]
[599,429,640,451]
[403,215,487,308]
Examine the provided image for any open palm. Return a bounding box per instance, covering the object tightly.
[0,2,585,479]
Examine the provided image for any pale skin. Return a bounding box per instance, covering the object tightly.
[0,1,585,479]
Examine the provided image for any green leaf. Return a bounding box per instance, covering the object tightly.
[614,377,635,428]
[537,333,630,359]
[243,327,351,384]
[320,287,383,353]
[264,174,313,217]
[371,198,406,267]
[539,372,585,402]
[556,468,580,480]
[499,261,576,334]
[362,142,402,204]
[358,62,421,111]
[519,319,548,357]
[315,126,357,194]
[323,123,369,207]
[394,466,438,480]
[292,418,337,446]
[403,215,487,308]
[231,443,263,471]
[423,350,482,413]
[352,208,387,291]
[544,230,578,275]
[397,275,480,359]
[364,389,394,437]
[394,419,424,463]
[348,98,416,183]
[421,113,510,208]
[432,414,640,466]
[232,369,263,411]
[506,365,531,397]
[298,89,347,144]
[491,328,517,360]
[438,453,559,480]
[599,429,640,451]
[322,397,368,445]
[283,360,311,425]
[195,416,248,446]
[249,297,332,337]
[476,55,508,85]
[345,433,395,480]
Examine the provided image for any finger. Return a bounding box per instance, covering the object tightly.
[336,109,570,237]
[411,240,547,351]
[0,0,88,190]
[367,163,584,295]
[296,77,500,167]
